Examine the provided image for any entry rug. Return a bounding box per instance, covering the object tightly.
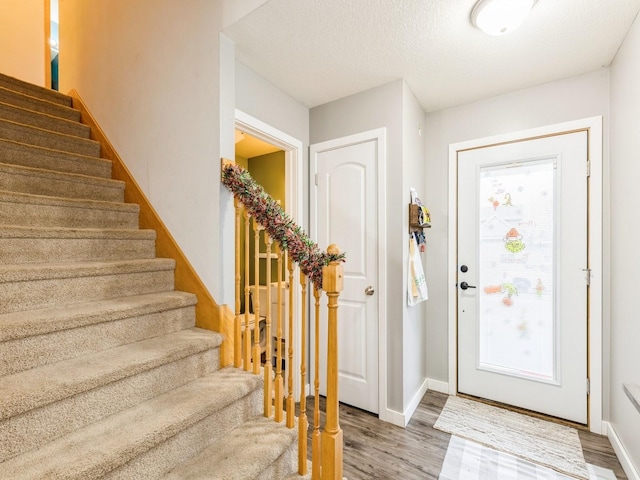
[440,436,617,480]
[433,396,589,479]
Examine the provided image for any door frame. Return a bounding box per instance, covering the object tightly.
[309,127,389,421]
[235,109,305,399]
[447,117,603,433]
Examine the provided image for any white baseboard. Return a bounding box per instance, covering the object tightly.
[405,377,430,425]
[604,421,640,480]
[384,408,406,428]
[428,378,450,394]
[382,377,430,428]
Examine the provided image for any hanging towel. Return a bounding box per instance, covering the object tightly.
[408,235,428,306]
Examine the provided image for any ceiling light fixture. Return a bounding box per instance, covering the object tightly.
[471,0,537,36]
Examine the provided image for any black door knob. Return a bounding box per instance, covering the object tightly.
[460,281,476,290]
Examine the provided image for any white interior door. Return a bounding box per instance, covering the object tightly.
[457,131,588,424]
[311,132,380,414]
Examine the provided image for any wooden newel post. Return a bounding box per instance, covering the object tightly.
[321,244,344,480]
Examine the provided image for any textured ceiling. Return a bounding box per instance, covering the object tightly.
[225,0,640,112]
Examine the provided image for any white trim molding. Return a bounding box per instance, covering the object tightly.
[447,117,604,432]
[428,378,450,394]
[383,377,430,428]
[604,421,640,480]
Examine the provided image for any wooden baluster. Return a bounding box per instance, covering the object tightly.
[264,234,273,417]
[243,211,251,371]
[286,255,295,428]
[321,245,344,480]
[312,287,322,479]
[274,244,284,423]
[252,220,261,375]
[298,272,308,475]
[234,199,242,368]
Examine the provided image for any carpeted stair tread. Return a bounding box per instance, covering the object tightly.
[0,258,176,314]
[0,138,112,178]
[0,327,222,421]
[0,73,72,107]
[0,224,156,264]
[163,415,298,480]
[0,290,194,342]
[0,257,175,283]
[0,118,100,157]
[0,188,137,212]
[0,86,80,121]
[0,224,154,241]
[0,368,262,480]
[0,161,124,202]
[0,292,197,377]
[0,341,218,464]
[0,189,139,229]
[0,100,90,138]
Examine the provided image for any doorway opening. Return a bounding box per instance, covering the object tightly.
[48,0,59,90]
[234,109,305,399]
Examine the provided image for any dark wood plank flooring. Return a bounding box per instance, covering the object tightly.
[302,391,627,480]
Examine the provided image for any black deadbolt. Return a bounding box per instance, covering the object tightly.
[460,265,468,273]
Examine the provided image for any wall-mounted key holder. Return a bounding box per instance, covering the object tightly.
[409,203,431,233]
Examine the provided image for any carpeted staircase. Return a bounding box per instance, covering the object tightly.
[0,73,300,479]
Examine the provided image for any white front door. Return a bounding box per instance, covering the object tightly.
[311,130,381,414]
[457,131,588,424]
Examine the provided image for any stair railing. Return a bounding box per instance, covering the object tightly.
[221,159,345,479]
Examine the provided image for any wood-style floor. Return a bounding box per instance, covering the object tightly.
[303,391,627,480]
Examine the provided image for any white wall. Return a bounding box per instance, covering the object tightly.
[0,0,46,86]
[423,69,611,388]
[609,11,640,473]
[59,0,239,302]
[235,61,309,226]
[402,83,428,411]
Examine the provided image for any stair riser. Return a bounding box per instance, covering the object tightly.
[0,269,174,314]
[0,76,72,107]
[0,88,80,122]
[256,441,298,480]
[0,140,112,178]
[0,347,220,462]
[0,235,155,264]
[0,305,194,376]
[0,102,89,138]
[0,120,100,157]
[0,200,139,230]
[103,388,263,480]
[0,168,124,202]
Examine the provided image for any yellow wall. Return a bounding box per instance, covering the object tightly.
[0,0,47,86]
[235,152,286,313]
[248,151,286,287]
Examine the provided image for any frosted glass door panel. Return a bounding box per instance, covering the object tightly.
[477,159,557,382]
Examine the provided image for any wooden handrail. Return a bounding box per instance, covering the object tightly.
[68,90,234,366]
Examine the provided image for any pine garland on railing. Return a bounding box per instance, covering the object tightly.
[222,162,345,288]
